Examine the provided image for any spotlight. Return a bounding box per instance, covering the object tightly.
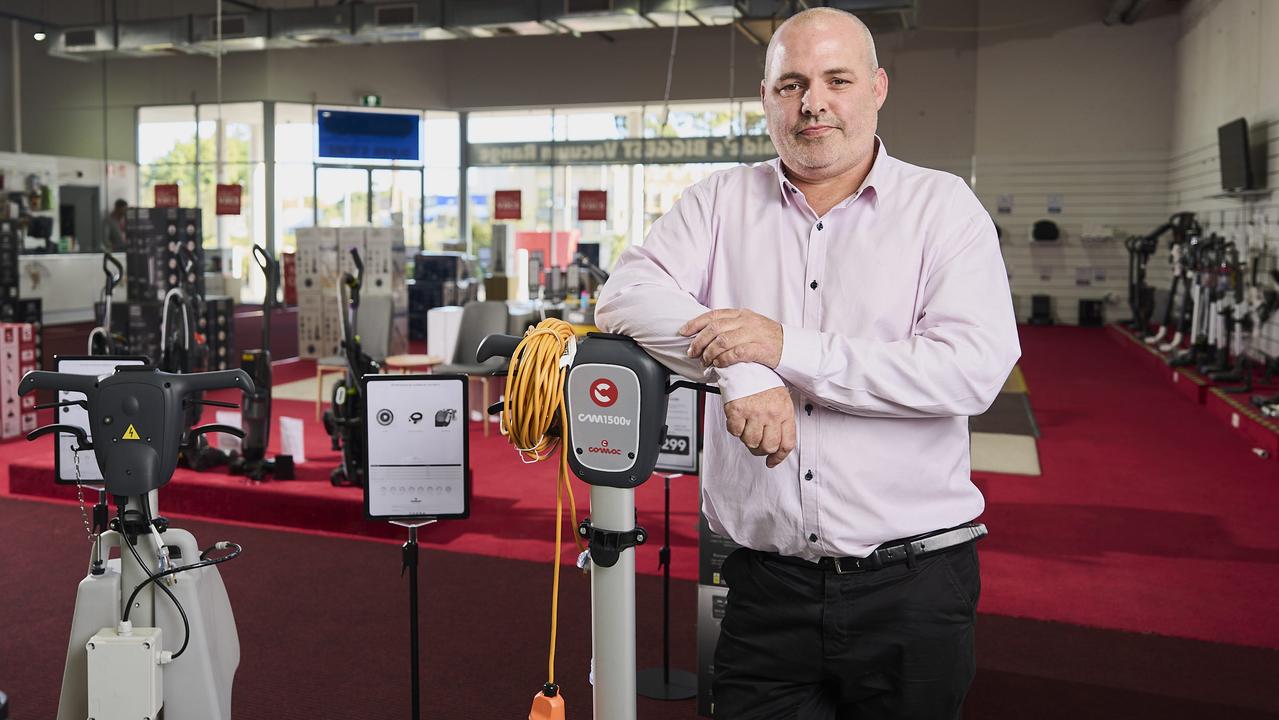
[33,30,46,42]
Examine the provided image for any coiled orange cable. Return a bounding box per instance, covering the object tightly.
[500,317,586,687]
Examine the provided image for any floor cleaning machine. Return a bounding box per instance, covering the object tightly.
[87,253,125,356]
[323,247,381,487]
[227,245,294,481]
[20,364,253,720]
[478,324,711,720]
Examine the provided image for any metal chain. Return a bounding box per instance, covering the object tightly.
[73,449,96,543]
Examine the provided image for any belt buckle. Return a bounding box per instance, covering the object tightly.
[831,556,873,574]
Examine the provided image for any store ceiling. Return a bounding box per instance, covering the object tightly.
[2,0,920,60]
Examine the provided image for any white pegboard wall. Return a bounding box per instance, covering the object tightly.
[966,152,1173,325]
[1167,119,1279,361]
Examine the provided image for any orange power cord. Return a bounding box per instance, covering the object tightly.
[499,318,587,719]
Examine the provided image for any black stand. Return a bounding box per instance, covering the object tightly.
[637,472,697,700]
[394,520,435,720]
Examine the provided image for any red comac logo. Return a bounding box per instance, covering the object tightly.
[590,378,618,407]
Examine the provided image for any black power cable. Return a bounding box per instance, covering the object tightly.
[115,500,204,660]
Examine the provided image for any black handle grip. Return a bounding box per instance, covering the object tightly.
[103,253,123,285]
[171,369,255,396]
[187,424,245,441]
[252,244,270,276]
[26,423,91,450]
[477,334,521,363]
[18,371,97,397]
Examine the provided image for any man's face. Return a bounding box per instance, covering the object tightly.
[761,19,887,181]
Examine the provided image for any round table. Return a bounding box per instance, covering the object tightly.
[382,354,445,374]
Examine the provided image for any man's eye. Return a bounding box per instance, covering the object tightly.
[831,78,850,86]
[780,84,801,93]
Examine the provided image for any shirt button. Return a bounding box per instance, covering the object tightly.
[805,470,813,481]
[804,403,813,415]
[816,222,824,231]
[789,187,797,194]
[810,280,818,290]
[808,533,818,542]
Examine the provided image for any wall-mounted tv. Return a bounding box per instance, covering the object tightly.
[318,109,421,162]
[1217,118,1254,192]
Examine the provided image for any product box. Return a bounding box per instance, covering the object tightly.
[296,227,339,293]
[697,505,741,717]
[281,252,298,306]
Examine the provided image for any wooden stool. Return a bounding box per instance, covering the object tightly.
[315,356,347,421]
[383,354,445,374]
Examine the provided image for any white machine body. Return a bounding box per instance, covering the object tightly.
[86,626,164,720]
[58,526,239,720]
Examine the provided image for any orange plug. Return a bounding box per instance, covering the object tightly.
[529,683,566,720]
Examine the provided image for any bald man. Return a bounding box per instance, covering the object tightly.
[596,8,1019,719]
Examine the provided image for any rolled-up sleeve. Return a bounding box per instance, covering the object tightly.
[774,210,1020,418]
[596,184,785,403]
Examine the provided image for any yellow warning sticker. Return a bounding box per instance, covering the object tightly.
[122,424,141,441]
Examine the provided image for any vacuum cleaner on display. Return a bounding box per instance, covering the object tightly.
[227,245,294,481]
[87,253,126,356]
[19,365,252,720]
[161,245,228,471]
[478,325,714,720]
[323,247,381,487]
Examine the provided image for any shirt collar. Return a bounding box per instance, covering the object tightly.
[773,135,887,209]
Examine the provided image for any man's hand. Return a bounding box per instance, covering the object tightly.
[723,386,796,468]
[680,309,783,369]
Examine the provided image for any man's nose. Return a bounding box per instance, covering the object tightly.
[801,86,827,116]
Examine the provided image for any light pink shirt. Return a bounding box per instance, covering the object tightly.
[595,139,1020,560]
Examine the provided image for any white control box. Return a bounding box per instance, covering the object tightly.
[86,626,163,720]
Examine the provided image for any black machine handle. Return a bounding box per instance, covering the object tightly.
[252,244,280,349]
[476,334,521,363]
[168,368,255,396]
[103,253,123,292]
[184,424,245,448]
[26,423,91,451]
[19,371,98,398]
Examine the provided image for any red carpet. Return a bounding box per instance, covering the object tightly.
[5,327,1279,650]
[3,497,1277,720]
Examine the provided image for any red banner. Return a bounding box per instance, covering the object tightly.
[578,190,608,221]
[494,190,522,220]
[215,184,242,215]
[154,184,179,208]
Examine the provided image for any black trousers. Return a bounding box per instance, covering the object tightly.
[712,542,981,720]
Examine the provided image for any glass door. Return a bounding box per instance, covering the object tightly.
[371,168,424,247]
[315,167,370,227]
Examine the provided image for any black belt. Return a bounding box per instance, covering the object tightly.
[764,523,988,574]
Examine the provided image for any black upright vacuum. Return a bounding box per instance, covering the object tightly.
[88,253,126,355]
[322,247,380,487]
[228,245,295,481]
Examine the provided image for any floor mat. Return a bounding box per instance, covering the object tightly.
[971,432,1042,476]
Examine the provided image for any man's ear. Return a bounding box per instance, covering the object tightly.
[873,68,888,111]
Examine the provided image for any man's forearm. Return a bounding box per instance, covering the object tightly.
[595,282,784,402]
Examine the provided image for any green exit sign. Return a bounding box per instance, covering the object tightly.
[359,94,382,107]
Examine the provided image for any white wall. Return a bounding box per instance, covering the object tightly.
[972,0,1178,325]
[1169,0,1279,358]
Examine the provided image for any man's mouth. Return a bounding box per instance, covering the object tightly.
[797,125,838,137]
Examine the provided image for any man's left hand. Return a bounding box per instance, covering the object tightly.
[680,309,783,369]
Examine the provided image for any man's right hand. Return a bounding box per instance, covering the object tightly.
[723,386,796,468]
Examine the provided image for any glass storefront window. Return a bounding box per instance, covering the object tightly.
[468,110,554,143]
[553,106,644,141]
[425,112,460,168]
[467,165,553,262]
[644,101,735,138]
[425,169,460,252]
